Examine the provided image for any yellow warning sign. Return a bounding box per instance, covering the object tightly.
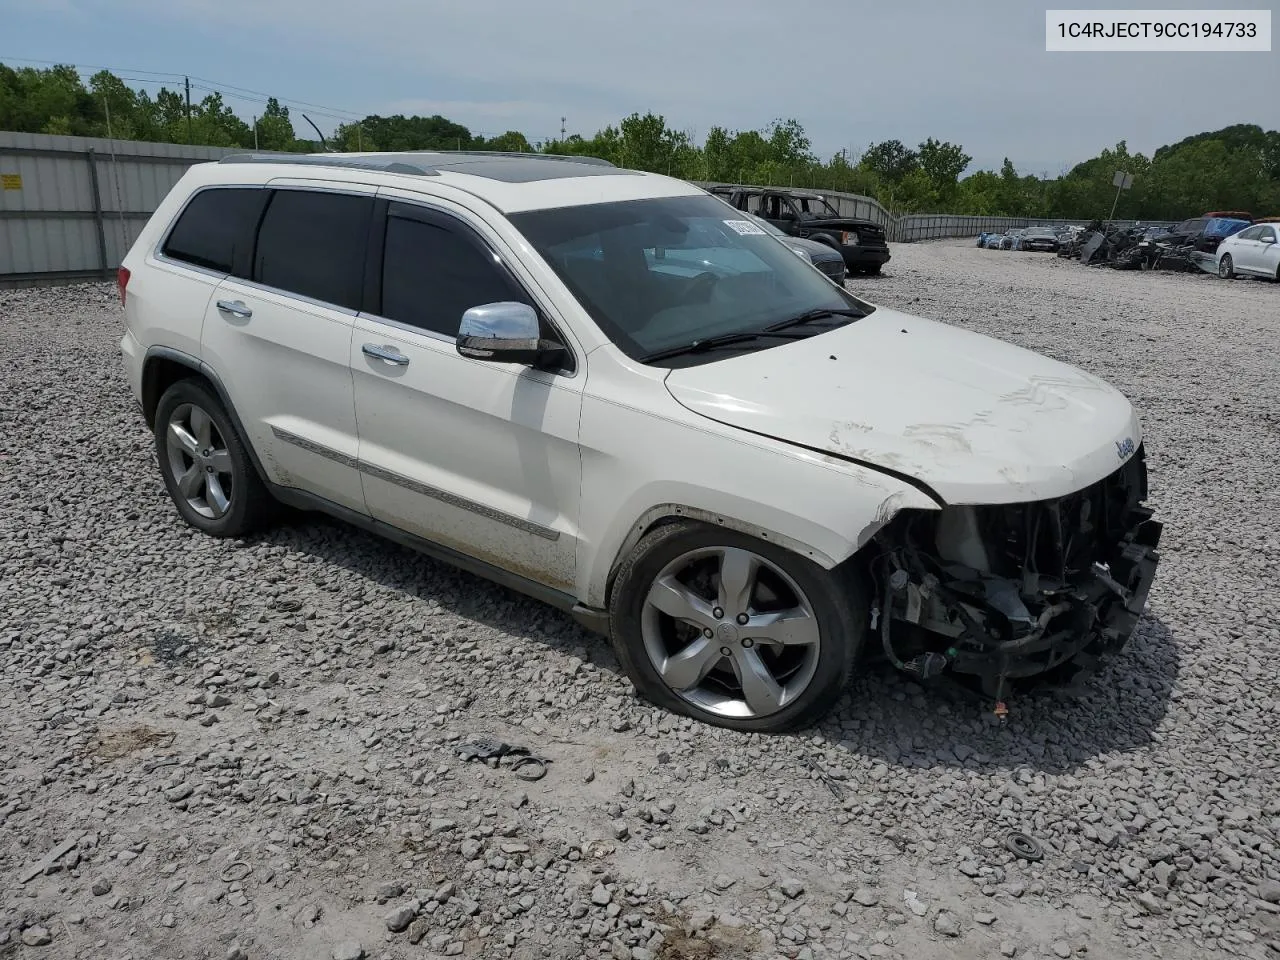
[0,174,21,190]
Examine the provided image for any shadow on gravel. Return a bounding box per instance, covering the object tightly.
[816,615,1181,775]
[258,514,614,661]
[254,514,1178,775]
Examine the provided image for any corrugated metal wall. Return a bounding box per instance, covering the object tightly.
[0,132,251,286]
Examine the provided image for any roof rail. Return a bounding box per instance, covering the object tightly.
[218,150,616,174]
[439,150,615,167]
[217,153,439,176]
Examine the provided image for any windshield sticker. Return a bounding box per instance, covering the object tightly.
[724,219,766,236]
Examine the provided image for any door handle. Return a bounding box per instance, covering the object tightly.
[216,299,252,319]
[362,343,410,366]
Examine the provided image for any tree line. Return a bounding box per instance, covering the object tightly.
[3,63,1277,221]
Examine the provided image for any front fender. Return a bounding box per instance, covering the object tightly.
[574,366,940,608]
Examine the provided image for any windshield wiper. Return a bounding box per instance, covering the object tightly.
[639,330,809,363]
[764,307,864,332]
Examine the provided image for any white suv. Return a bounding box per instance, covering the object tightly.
[119,151,1162,732]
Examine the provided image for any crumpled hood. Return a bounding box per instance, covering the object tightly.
[663,307,1142,505]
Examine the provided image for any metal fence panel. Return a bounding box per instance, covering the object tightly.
[1,131,255,285]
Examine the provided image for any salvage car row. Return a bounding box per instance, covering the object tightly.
[977,224,1081,252]
[979,213,1279,282]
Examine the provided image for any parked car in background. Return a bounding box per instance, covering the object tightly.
[709,186,891,274]
[743,212,848,285]
[1216,223,1280,280]
[983,233,1005,249]
[1161,215,1251,254]
[999,229,1023,250]
[118,150,1161,732]
[1017,227,1061,252]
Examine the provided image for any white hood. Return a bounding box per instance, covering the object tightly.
[663,307,1142,505]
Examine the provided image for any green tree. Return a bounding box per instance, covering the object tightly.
[481,130,534,153]
[917,137,971,204]
[255,97,297,151]
[860,139,919,184]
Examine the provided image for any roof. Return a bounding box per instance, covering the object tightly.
[214,150,702,213]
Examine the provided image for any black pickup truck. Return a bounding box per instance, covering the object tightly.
[708,186,891,274]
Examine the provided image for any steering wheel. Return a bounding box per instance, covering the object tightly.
[682,271,718,305]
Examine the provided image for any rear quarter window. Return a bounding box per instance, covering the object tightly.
[161,188,268,275]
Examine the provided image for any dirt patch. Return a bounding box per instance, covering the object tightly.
[91,725,175,760]
[655,910,758,960]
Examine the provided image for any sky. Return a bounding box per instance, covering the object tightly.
[3,0,1276,175]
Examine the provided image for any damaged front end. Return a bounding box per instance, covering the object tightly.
[870,448,1163,700]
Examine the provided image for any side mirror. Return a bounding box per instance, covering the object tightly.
[456,302,566,369]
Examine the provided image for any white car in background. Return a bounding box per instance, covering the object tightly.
[118,150,1162,732]
[1216,223,1280,280]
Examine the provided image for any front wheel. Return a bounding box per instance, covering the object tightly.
[608,522,867,732]
[1219,254,1235,279]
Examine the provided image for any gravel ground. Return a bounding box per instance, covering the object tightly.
[2,241,1279,960]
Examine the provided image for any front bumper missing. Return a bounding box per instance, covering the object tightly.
[873,452,1163,698]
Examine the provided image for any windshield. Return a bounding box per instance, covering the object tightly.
[792,195,839,217]
[1205,218,1249,236]
[510,194,871,363]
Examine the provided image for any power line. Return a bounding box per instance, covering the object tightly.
[2,54,570,141]
[0,54,366,122]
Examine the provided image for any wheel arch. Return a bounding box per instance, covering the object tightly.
[142,346,270,485]
[595,486,936,611]
[807,231,842,249]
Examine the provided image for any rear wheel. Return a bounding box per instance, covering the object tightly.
[154,379,274,538]
[608,522,866,732]
[1219,254,1235,279]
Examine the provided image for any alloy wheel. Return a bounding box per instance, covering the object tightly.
[164,403,234,519]
[1219,255,1233,279]
[640,546,822,720]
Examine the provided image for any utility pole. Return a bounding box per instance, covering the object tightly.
[561,116,566,140]
[184,76,193,144]
[252,116,258,150]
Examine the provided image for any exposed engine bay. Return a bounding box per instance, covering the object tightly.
[871,448,1163,700]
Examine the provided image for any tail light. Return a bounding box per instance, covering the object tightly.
[116,267,131,307]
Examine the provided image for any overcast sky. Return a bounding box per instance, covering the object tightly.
[5,0,1275,174]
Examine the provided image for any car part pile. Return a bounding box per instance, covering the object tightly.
[1055,220,1200,272]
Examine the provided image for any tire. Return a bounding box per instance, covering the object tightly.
[860,263,883,276]
[1219,254,1234,279]
[154,378,274,538]
[608,521,867,733]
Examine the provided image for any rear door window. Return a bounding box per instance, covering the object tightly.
[253,189,373,310]
[162,188,267,276]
